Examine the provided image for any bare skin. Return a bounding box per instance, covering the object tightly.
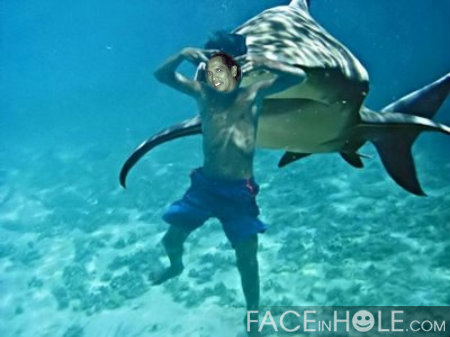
[154,48,306,180]
[153,47,306,334]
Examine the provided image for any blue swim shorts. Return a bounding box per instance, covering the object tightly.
[162,168,267,247]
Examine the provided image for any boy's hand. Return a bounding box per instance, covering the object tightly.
[181,47,208,63]
[242,57,304,78]
[181,48,219,64]
[241,56,274,74]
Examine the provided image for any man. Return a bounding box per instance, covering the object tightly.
[152,45,305,334]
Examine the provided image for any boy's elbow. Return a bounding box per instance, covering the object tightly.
[153,69,167,83]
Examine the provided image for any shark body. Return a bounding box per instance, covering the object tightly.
[120,0,450,195]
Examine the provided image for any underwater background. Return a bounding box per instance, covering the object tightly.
[1,0,450,336]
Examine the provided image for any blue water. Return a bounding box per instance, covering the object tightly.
[1,1,450,336]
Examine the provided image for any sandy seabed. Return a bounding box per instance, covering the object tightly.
[1,136,449,337]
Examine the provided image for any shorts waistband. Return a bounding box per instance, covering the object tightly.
[191,167,257,187]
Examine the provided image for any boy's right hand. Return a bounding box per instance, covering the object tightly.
[181,48,209,64]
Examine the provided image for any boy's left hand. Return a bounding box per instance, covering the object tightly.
[182,48,220,64]
[242,57,304,77]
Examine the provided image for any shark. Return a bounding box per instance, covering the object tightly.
[119,0,450,195]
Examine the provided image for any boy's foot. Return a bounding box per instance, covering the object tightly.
[151,264,184,285]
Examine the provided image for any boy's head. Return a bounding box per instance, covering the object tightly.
[206,52,240,93]
[204,31,246,93]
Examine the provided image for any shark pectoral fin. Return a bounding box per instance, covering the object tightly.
[278,151,311,168]
[372,132,425,196]
[340,152,364,168]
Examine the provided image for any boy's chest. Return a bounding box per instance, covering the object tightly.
[202,107,258,139]
[201,105,259,152]
[200,97,259,127]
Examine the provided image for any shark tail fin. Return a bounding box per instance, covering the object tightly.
[381,73,450,117]
[359,73,450,196]
[372,132,426,196]
[119,116,202,188]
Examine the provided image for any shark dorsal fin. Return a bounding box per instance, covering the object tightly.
[289,0,310,11]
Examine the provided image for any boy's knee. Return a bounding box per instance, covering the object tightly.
[161,232,172,247]
[162,225,190,247]
[234,235,258,253]
[234,236,259,268]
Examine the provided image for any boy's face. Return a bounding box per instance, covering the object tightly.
[206,56,238,92]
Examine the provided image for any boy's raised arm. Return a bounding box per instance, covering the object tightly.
[246,59,307,99]
[154,48,210,98]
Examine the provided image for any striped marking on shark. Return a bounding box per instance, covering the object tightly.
[120,0,450,196]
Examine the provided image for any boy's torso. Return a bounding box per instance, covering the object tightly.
[197,85,260,180]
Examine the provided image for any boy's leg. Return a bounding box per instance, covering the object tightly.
[155,170,212,285]
[152,224,190,285]
[234,234,260,310]
[234,235,261,336]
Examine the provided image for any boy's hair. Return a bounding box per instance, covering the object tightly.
[201,31,247,83]
[204,31,247,57]
[209,52,242,82]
